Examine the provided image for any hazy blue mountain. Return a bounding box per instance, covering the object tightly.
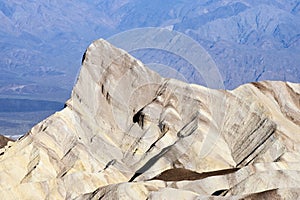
[0,0,299,136]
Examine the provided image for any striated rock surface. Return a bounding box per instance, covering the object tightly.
[0,39,299,199]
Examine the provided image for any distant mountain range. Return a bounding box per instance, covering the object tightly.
[1,0,299,101]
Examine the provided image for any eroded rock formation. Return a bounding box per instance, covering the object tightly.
[0,39,299,199]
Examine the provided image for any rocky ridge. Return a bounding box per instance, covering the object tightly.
[0,39,299,199]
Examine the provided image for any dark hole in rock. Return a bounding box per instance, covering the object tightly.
[133,109,145,128]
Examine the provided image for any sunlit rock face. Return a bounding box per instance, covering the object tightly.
[0,39,299,199]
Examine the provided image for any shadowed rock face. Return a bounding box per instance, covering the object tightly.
[0,39,299,199]
[0,135,13,149]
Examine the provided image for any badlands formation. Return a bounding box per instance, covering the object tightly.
[0,39,300,199]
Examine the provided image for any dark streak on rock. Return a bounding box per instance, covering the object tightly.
[237,126,276,167]
[81,50,87,64]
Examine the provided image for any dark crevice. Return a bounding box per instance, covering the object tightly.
[90,135,96,143]
[60,171,68,178]
[235,118,268,149]
[88,188,101,200]
[145,141,157,154]
[106,92,111,104]
[144,128,169,155]
[81,50,87,64]
[21,163,39,183]
[158,122,168,133]
[98,193,105,200]
[247,118,268,138]
[104,159,116,170]
[155,80,169,97]
[101,84,105,95]
[212,189,228,196]
[63,144,76,158]
[133,108,145,129]
[129,172,142,182]
[274,153,283,162]
[133,148,138,156]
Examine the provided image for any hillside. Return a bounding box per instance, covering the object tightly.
[1,0,299,138]
[0,39,299,199]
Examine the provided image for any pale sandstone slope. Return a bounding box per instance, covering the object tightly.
[0,39,299,199]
